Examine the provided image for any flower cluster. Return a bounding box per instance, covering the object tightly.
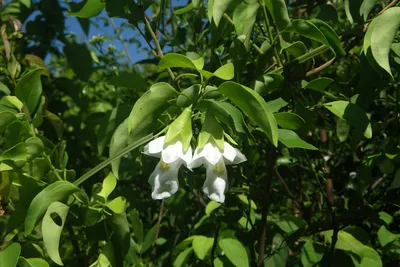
[144,136,246,203]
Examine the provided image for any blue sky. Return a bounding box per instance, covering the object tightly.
[64,0,186,64]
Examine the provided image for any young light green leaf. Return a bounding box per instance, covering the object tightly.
[0,96,24,112]
[198,111,224,150]
[165,107,193,151]
[300,241,324,267]
[18,257,50,267]
[370,7,400,79]
[97,172,117,201]
[278,129,317,150]
[267,98,288,113]
[274,112,305,130]
[15,68,45,113]
[25,181,81,235]
[25,137,44,161]
[106,196,126,214]
[128,82,178,133]
[176,84,201,108]
[218,238,249,267]
[213,63,234,80]
[67,0,104,18]
[42,201,69,266]
[232,1,259,47]
[0,243,21,267]
[212,0,235,26]
[378,225,400,247]
[159,53,202,70]
[205,200,222,215]
[173,248,193,267]
[360,0,378,21]
[219,82,278,146]
[192,236,214,260]
[174,3,193,15]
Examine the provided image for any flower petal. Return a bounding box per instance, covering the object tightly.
[202,142,223,165]
[148,161,181,200]
[189,147,205,169]
[143,136,166,157]
[225,147,247,165]
[222,142,237,162]
[181,145,193,169]
[162,140,183,164]
[202,160,228,203]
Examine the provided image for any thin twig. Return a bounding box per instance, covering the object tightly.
[275,168,301,208]
[152,199,164,267]
[109,17,137,72]
[378,0,400,15]
[144,16,175,81]
[306,58,335,77]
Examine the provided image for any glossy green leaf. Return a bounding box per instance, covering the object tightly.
[18,257,50,267]
[278,129,317,150]
[106,196,126,214]
[0,96,23,113]
[176,84,201,108]
[360,0,378,21]
[25,137,44,161]
[42,201,69,266]
[219,82,278,146]
[159,53,202,70]
[192,236,214,260]
[301,241,324,267]
[303,77,334,93]
[310,4,338,23]
[0,243,21,267]
[370,7,400,78]
[284,20,330,52]
[213,63,234,80]
[324,101,371,139]
[378,225,400,247]
[67,0,104,18]
[232,1,259,47]
[205,200,222,215]
[310,19,345,56]
[0,111,16,131]
[218,238,249,267]
[274,112,305,130]
[211,0,235,26]
[198,111,224,150]
[0,81,10,95]
[337,118,350,142]
[25,181,81,235]
[174,3,193,15]
[109,212,130,260]
[0,142,27,162]
[265,0,290,33]
[173,248,193,267]
[267,98,288,113]
[97,172,117,201]
[344,0,362,24]
[128,82,178,133]
[165,107,193,151]
[142,224,157,253]
[15,68,45,113]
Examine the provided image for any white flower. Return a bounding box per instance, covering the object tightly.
[189,141,247,203]
[144,136,192,200]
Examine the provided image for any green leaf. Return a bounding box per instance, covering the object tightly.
[106,196,126,214]
[0,96,24,113]
[267,98,288,113]
[218,238,249,267]
[211,0,235,26]
[303,77,334,93]
[192,236,214,260]
[108,72,147,92]
[109,212,131,260]
[265,0,290,34]
[219,82,278,146]
[344,0,362,24]
[174,3,193,15]
[0,81,10,95]
[25,181,81,235]
[310,4,338,23]
[165,107,193,151]
[325,230,382,267]
[142,224,157,253]
[300,241,324,267]
[324,101,371,139]
[378,225,400,247]
[0,142,27,162]
[173,248,193,267]
[370,7,400,79]
[232,1,259,47]
[205,200,222,215]
[360,0,378,21]
[0,243,21,267]
[42,201,69,266]
[25,137,44,161]
[15,68,45,113]
[271,215,307,235]
[0,111,16,131]
[67,0,104,18]
[379,211,393,225]
[213,63,235,80]
[97,172,117,201]
[18,257,50,267]
[278,129,317,150]
[159,53,203,70]
[128,82,178,133]
[129,209,144,244]
[336,118,350,142]
[274,112,305,130]
[310,19,345,56]
[198,111,224,150]
[176,84,201,108]
[64,43,93,81]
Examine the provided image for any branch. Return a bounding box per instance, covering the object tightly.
[306,58,335,77]
[152,199,164,267]
[275,168,302,208]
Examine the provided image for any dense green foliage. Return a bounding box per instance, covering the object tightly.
[1,0,400,266]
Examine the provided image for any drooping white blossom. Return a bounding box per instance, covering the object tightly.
[189,141,246,203]
[144,136,192,200]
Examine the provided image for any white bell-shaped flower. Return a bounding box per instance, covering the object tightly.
[189,141,247,203]
[144,136,192,199]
